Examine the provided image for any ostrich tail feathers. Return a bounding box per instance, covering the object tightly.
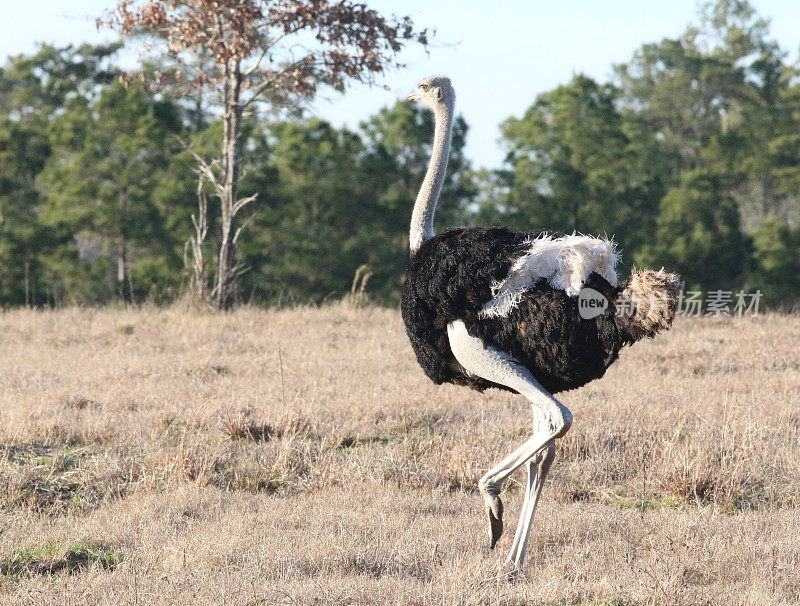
[615,267,683,344]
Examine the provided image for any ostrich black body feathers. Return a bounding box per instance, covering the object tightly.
[401,227,629,395]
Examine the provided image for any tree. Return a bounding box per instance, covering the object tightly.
[749,216,800,304]
[39,83,183,304]
[239,118,378,301]
[229,101,472,304]
[610,0,800,297]
[638,170,749,291]
[492,75,660,254]
[101,0,429,309]
[0,44,120,306]
[614,0,795,225]
[0,43,120,118]
[0,116,51,305]
[613,0,776,176]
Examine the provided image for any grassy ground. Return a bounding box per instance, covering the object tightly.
[0,305,798,605]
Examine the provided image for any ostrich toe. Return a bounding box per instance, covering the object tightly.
[485,494,504,549]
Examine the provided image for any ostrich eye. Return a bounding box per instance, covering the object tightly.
[420,84,429,91]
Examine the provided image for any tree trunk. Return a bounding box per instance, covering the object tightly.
[126,253,135,306]
[24,261,30,308]
[117,250,126,301]
[117,244,134,305]
[186,180,209,304]
[214,58,244,310]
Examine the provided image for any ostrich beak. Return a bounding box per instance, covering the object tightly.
[407,88,424,101]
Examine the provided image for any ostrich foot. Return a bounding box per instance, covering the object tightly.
[492,558,524,582]
[502,561,525,582]
[484,493,504,549]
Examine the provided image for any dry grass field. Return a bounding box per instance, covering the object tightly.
[0,305,798,605]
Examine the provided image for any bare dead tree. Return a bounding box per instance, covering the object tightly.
[100,0,429,309]
[183,155,212,302]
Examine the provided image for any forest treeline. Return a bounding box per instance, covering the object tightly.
[1,1,799,308]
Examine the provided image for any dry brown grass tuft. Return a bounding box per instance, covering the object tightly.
[0,305,798,604]
[220,413,276,442]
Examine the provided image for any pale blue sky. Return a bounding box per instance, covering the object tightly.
[4,1,800,167]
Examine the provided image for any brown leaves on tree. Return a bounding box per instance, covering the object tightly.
[98,1,429,309]
[99,0,429,99]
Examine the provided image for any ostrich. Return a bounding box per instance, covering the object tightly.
[401,76,682,571]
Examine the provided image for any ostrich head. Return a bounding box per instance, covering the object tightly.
[407,76,455,111]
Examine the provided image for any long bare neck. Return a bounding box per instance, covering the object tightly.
[410,102,454,254]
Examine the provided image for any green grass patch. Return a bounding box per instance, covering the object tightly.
[0,540,118,578]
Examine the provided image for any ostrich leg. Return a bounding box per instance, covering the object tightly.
[506,440,555,569]
[447,321,572,568]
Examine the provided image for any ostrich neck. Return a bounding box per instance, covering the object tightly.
[410,102,454,254]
